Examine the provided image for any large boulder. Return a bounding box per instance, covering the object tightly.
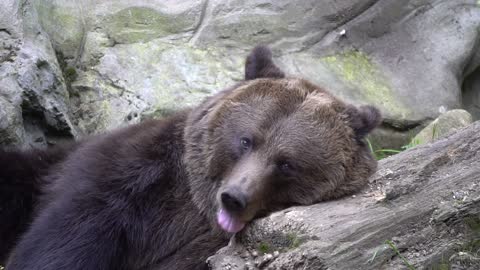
[1,0,480,147]
[32,0,245,134]
[208,121,480,270]
[0,0,78,148]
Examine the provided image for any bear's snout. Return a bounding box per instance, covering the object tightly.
[220,186,247,212]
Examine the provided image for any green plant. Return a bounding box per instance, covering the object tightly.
[431,258,450,270]
[258,242,271,254]
[376,149,402,154]
[64,66,78,83]
[286,233,302,249]
[366,138,376,156]
[367,248,380,264]
[431,123,438,141]
[464,216,480,254]
[401,137,422,150]
[366,128,429,160]
[385,240,416,270]
[366,138,402,160]
[403,123,437,150]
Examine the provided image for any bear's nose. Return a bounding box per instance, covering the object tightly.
[221,188,247,212]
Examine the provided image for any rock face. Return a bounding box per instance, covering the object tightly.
[1,0,480,148]
[1,1,479,268]
[34,0,242,135]
[0,0,77,148]
[208,121,480,270]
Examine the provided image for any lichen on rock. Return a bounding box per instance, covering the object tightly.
[322,51,410,120]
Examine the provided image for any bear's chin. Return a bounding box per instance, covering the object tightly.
[217,208,246,233]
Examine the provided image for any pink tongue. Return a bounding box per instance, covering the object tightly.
[217,208,246,233]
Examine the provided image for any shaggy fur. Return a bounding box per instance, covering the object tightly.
[0,144,75,263]
[0,46,381,270]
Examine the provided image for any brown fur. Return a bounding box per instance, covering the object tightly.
[186,74,379,224]
[1,46,381,269]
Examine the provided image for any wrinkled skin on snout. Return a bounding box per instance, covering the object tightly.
[184,46,381,234]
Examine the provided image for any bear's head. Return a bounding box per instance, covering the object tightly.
[184,46,381,233]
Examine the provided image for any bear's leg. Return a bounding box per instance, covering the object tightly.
[6,194,127,270]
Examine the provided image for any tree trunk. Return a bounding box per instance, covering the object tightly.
[208,122,480,270]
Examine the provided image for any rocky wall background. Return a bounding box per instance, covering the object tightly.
[1,0,480,150]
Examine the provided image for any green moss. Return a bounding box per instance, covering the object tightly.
[103,7,189,44]
[35,3,79,31]
[322,51,409,118]
[286,233,303,249]
[431,260,450,270]
[465,216,480,232]
[145,107,178,119]
[34,2,83,54]
[64,67,78,83]
[251,231,307,256]
[464,216,480,253]
[35,60,49,68]
[258,242,271,254]
[50,10,78,30]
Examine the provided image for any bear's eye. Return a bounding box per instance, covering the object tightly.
[239,137,252,151]
[277,160,294,175]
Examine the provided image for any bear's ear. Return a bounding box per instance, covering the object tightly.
[344,105,382,141]
[245,45,285,80]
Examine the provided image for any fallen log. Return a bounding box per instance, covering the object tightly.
[208,121,480,270]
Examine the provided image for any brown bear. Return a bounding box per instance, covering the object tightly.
[0,46,381,270]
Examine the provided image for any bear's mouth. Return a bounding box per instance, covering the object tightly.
[217,208,246,233]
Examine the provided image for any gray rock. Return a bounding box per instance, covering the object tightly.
[18,0,480,141]
[0,96,23,146]
[208,121,480,270]
[411,109,473,146]
[463,68,480,121]
[0,0,78,147]
[2,0,480,147]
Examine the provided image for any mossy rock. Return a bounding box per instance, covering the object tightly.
[103,7,192,44]
[322,51,410,119]
[411,109,473,145]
